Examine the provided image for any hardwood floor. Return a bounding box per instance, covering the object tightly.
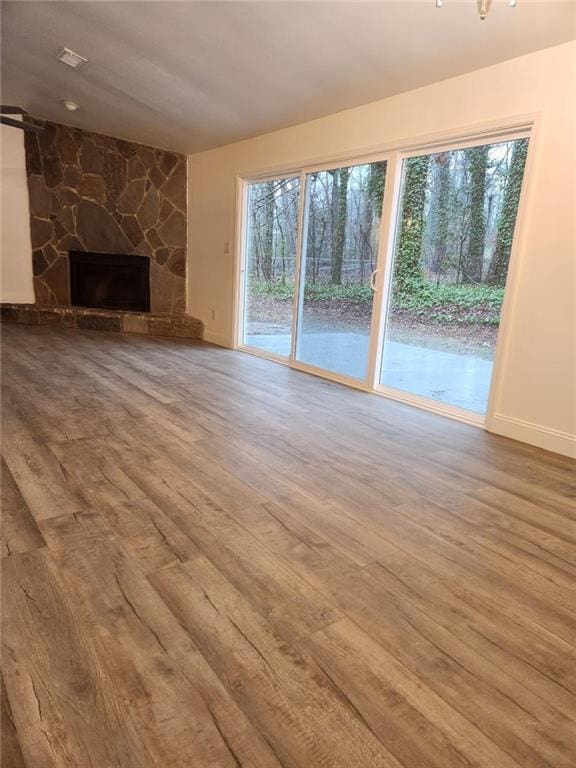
[1,324,575,768]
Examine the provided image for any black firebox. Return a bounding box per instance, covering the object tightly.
[69,251,150,312]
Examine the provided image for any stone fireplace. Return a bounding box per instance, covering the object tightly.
[69,251,150,312]
[1,118,202,340]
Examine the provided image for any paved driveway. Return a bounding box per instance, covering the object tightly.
[245,331,492,413]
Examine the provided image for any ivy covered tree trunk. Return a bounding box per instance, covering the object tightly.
[463,145,489,283]
[331,167,349,285]
[261,181,275,284]
[359,161,387,278]
[368,161,386,219]
[394,155,429,296]
[430,155,451,280]
[276,217,286,284]
[487,139,528,285]
[359,186,373,280]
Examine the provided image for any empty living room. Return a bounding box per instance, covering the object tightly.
[1,1,575,766]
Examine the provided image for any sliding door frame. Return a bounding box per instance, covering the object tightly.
[290,170,308,362]
[374,126,533,427]
[235,170,303,362]
[236,151,395,389]
[234,114,538,428]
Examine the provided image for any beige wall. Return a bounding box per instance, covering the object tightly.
[0,121,35,304]
[187,42,576,456]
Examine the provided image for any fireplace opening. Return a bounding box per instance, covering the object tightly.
[69,251,150,312]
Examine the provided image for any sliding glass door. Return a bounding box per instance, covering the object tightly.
[379,138,528,414]
[239,129,529,421]
[242,160,388,381]
[296,161,387,380]
[242,176,301,357]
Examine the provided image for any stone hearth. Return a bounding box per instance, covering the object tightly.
[24,119,188,315]
[0,304,202,340]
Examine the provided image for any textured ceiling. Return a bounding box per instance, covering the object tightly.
[1,1,575,153]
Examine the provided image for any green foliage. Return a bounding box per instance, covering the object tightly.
[304,282,372,302]
[394,283,504,325]
[250,279,372,303]
[368,162,387,218]
[330,167,350,285]
[249,279,504,326]
[393,156,430,296]
[429,156,451,277]
[487,139,528,285]
[395,282,504,310]
[464,145,489,283]
[250,279,293,300]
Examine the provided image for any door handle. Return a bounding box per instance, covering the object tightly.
[370,269,378,291]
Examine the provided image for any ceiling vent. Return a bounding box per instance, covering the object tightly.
[57,47,87,69]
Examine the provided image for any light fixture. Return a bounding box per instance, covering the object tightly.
[57,47,87,69]
[435,0,517,21]
[61,99,80,112]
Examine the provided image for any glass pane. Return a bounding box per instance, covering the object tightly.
[243,177,300,356]
[296,161,387,380]
[380,138,528,413]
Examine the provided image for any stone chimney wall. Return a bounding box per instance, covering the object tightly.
[24,119,187,314]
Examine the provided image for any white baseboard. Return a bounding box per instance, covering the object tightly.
[489,414,576,459]
[202,329,234,348]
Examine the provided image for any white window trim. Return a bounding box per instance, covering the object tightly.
[232,113,539,431]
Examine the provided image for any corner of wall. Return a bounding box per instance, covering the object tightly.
[488,414,576,459]
[202,329,234,348]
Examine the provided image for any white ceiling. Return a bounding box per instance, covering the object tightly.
[2,1,575,154]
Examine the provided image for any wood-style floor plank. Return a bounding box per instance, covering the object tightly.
[2,324,575,768]
[150,555,404,768]
[2,548,153,768]
[1,677,27,768]
[37,512,285,768]
[1,459,45,557]
[310,565,576,768]
[302,618,525,768]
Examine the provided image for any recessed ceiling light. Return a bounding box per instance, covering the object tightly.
[61,99,80,112]
[57,47,87,69]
